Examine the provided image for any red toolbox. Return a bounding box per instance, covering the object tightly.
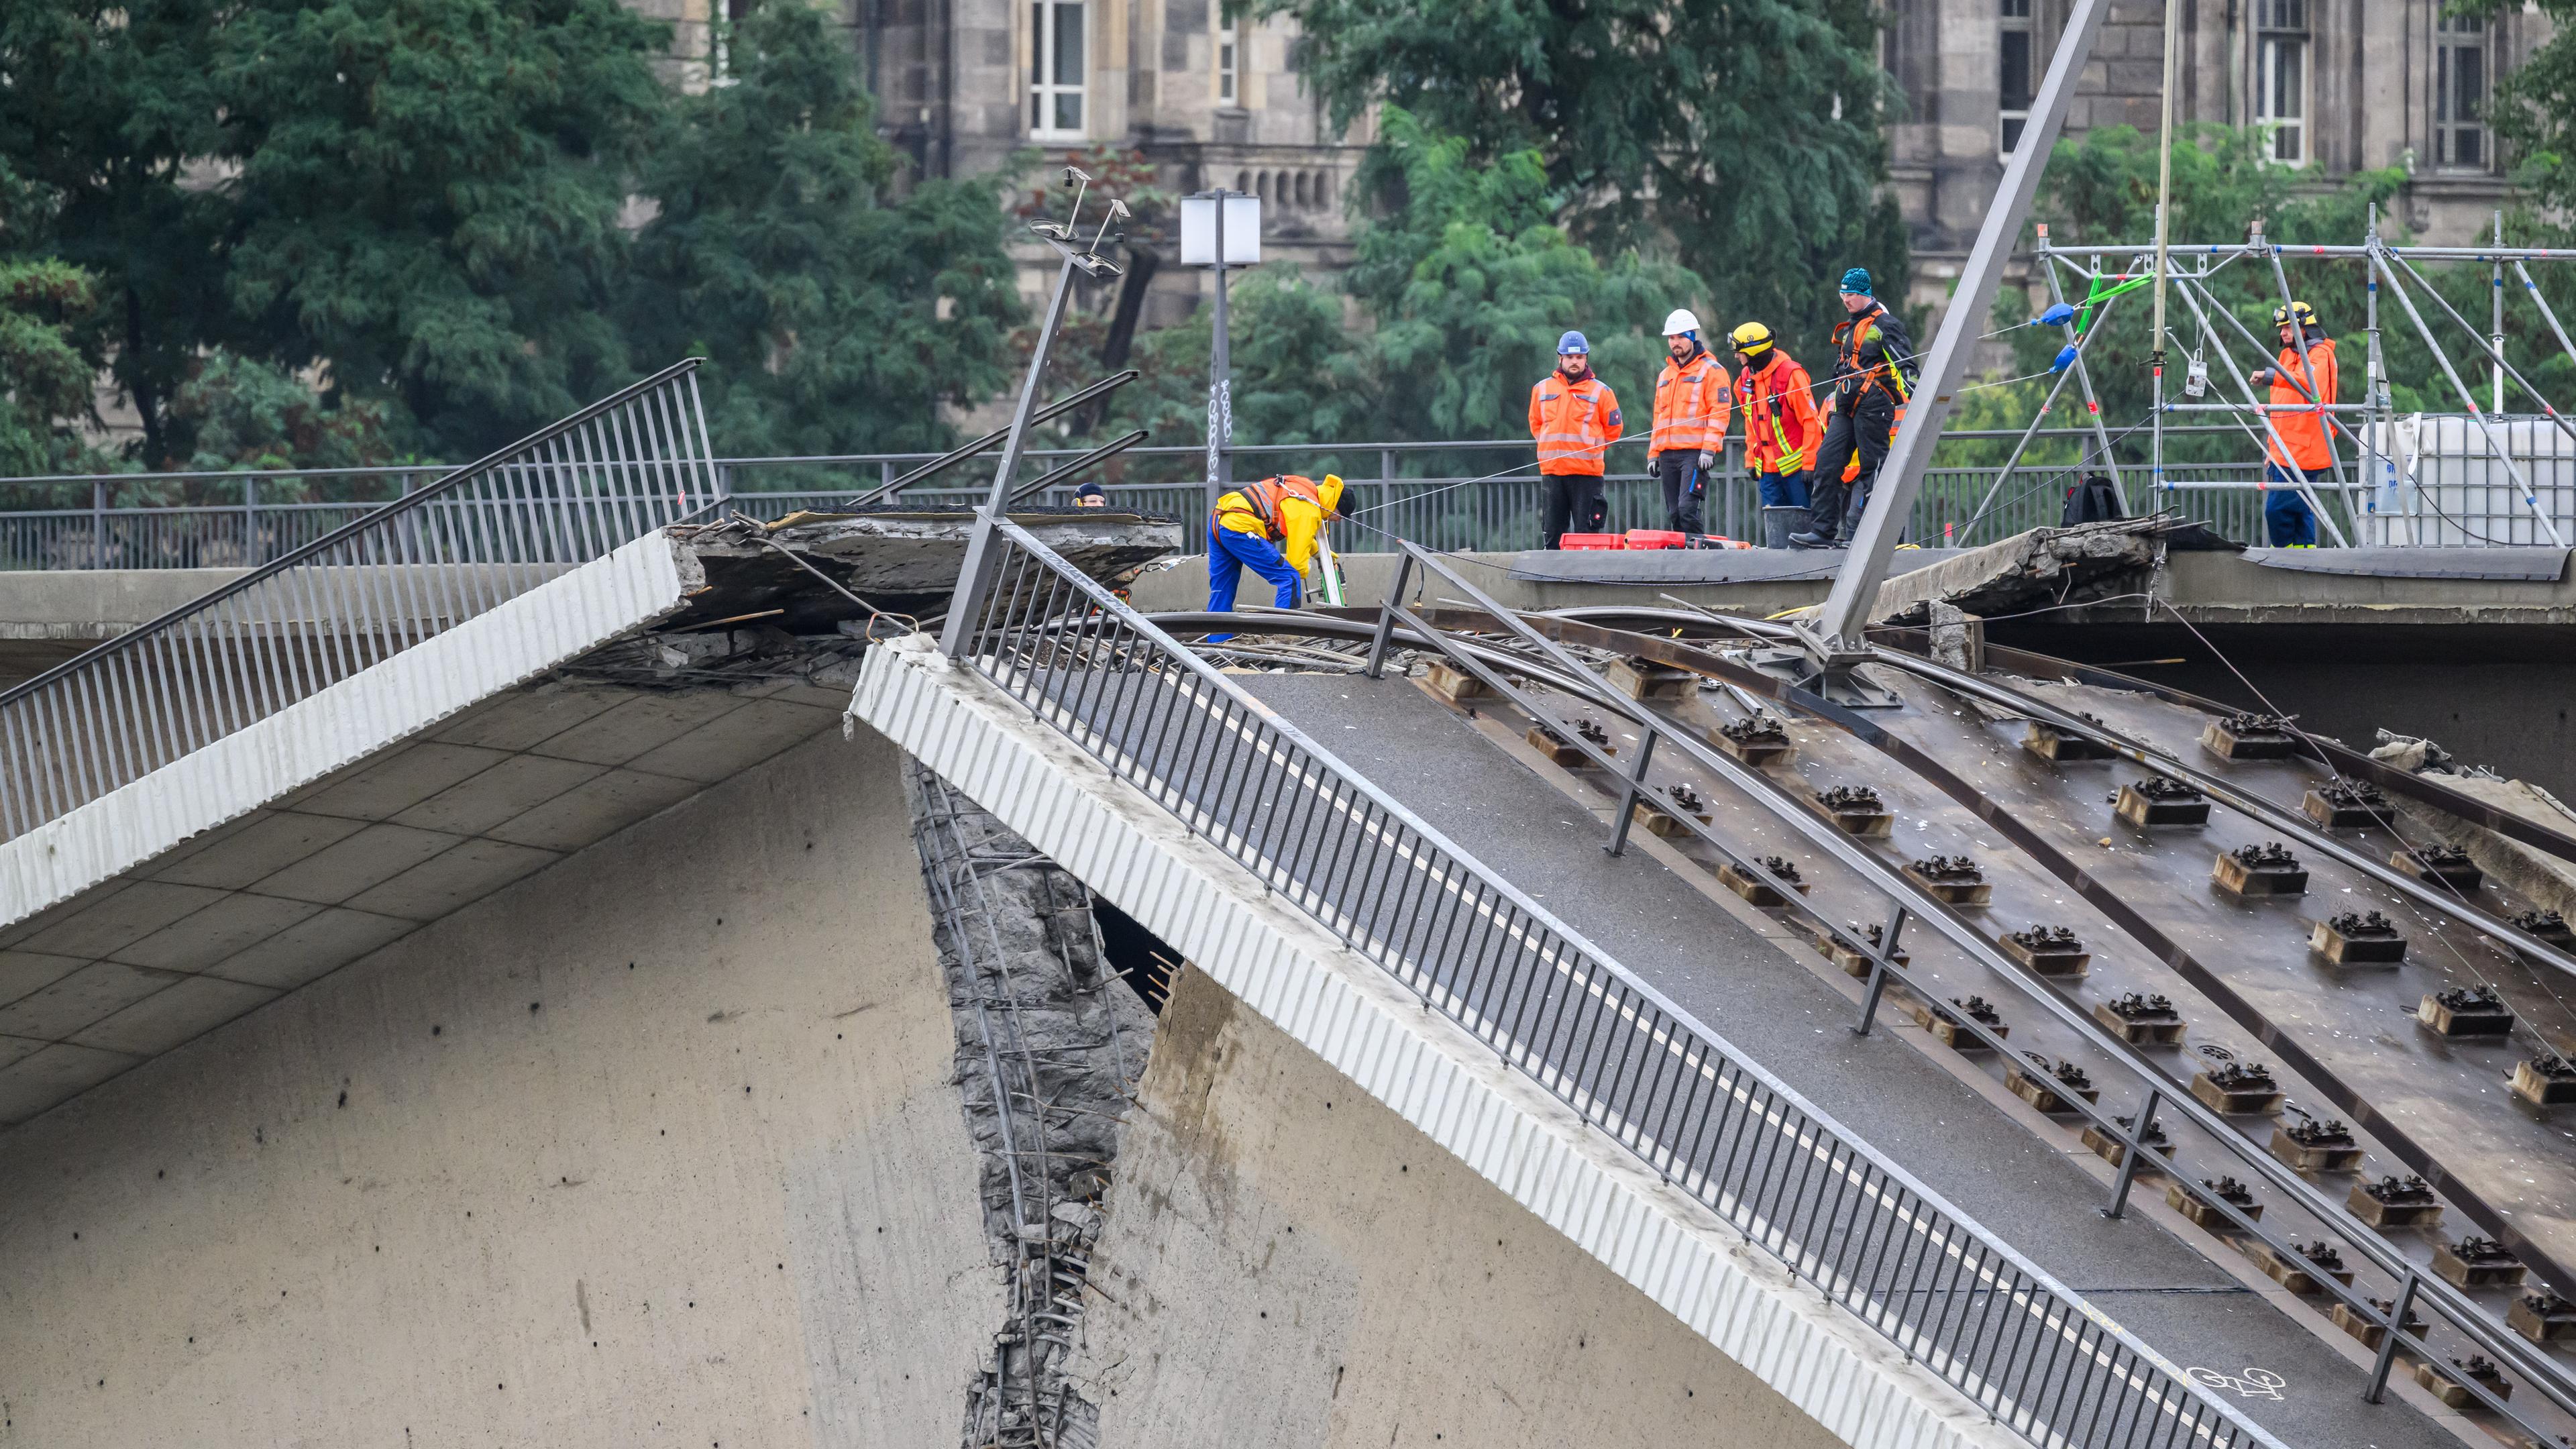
[1625,529,1687,549]
[1559,533,1625,549]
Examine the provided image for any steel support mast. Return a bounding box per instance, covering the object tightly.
[1795,0,2112,687]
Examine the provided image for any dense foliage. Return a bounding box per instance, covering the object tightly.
[1959,123,2567,483]
[0,0,1022,484]
[1247,0,1907,362]
[1083,109,1703,489]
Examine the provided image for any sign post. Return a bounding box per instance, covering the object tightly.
[1180,191,1261,522]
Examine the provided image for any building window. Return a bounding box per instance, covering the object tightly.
[1998,0,2033,156]
[2255,0,2308,164]
[2436,15,2489,171]
[1028,1,1085,140]
[1218,19,1240,105]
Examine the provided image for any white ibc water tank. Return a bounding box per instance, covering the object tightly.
[2353,415,2575,546]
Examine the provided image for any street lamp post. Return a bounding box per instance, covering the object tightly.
[1181,189,1261,521]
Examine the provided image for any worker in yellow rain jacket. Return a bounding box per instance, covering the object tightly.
[1206,472,1344,641]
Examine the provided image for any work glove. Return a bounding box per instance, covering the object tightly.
[1696,449,1716,472]
[2249,368,2276,386]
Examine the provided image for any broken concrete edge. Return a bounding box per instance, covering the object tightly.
[0,532,699,932]
[2373,738,2576,929]
[1867,519,2169,627]
[847,633,2133,1449]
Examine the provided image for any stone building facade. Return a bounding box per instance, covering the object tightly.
[1889,0,2551,282]
[629,0,2552,335]
[633,0,1362,329]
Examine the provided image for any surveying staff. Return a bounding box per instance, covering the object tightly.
[1205,472,1345,641]
[1799,269,1916,549]
[1648,310,1731,535]
[1731,323,1820,545]
[1529,331,1623,547]
[2248,301,2337,547]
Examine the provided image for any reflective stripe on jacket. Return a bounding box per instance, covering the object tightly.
[1651,349,1732,453]
[1528,372,1622,476]
[2265,337,2339,472]
[1735,352,1821,476]
[1832,304,1913,404]
[1214,474,1338,572]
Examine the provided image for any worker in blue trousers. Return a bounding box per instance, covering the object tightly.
[1205,472,1344,641]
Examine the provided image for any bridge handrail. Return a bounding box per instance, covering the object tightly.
[0,360,718,842]
[941,514,2288,1449]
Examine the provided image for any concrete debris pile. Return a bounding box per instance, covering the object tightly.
[908,766,1156,1449]
[1870,517,2176,626]
[668,511,1181,635]
[2371,731,2576,923]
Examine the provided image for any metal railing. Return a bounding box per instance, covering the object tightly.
[0,360,720,842]
[0,430,2292,570]
[937,515,2282,1449]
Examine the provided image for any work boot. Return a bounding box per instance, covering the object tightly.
[1786,531,1826,549]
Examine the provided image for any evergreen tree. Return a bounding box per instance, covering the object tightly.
[207,0,669,458]
[0,0,230,465]
[1246,0,1903,360]
[0,255,100,482]
[622,0,1023,460]
[1999,123,2534,449]
[2475,0,2576,229]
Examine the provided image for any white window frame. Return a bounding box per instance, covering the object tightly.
[2255,0,2308,166]
[1028,0,1087,142]
[1216,15,1241,107]
[1998,0,2034,158]
[2434,14,2490,172]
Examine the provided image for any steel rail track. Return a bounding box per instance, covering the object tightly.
[1147,602,2576,1431]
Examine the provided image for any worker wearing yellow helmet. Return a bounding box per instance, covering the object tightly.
[2248,300,2337,547]
[1731,321,1821,545]
[1206,472,1346,640]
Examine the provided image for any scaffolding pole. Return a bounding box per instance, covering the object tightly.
[2035,233,2129,511]
[2370,239,2570,548]
[2165,274,2351,545]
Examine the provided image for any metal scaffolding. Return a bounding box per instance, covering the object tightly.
[2001,220,2576,547]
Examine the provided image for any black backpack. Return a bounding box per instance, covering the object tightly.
[2060,474,2125,525]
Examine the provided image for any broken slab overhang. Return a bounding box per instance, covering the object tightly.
[0,517,1175,1130]
[664,507,1183,633]
[1865,518,2188,626]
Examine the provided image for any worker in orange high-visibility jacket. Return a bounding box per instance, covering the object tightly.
[2249,300,2338,547]
[1206,472,1344,641]
[1730,322,1821,545]
[1648,309,1731,535]
[1529,331,1623,547]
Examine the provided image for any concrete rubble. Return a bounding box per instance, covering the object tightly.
[1868,517,2174,625]
[668,508,1182,633]
[907,765,1157,1449]
[2372,733,2576,920]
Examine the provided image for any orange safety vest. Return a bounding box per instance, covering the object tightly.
[1529,370,1622,476]
[1735,351,1821,476]
[2265,336,2338,472]
[1216,474,1326,537]
[1651,348,1732,453]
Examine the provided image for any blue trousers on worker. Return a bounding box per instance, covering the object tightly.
[1758,470,1811,509]
[1205,525,1302,641]
[2263,463,2319,547]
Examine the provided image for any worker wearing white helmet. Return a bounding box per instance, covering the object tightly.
[1649,308,1731,535]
